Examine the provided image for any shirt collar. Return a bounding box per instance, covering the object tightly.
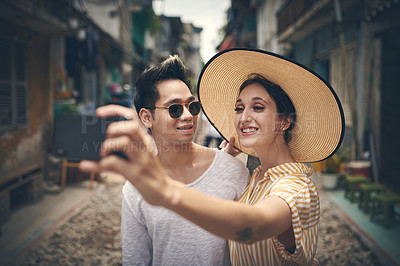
[252,162,313,182]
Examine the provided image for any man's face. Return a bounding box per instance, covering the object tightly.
[150,79,198,149]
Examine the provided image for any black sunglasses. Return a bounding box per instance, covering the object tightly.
[147,101,202,119]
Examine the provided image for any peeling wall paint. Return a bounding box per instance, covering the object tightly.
[0,124,46,176]
[0,35,52,185]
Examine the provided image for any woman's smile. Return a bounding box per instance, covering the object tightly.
[240,126,258,135]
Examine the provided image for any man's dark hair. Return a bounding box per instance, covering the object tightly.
[133,55,192,112]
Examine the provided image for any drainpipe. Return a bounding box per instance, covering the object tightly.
[356,22,368,159]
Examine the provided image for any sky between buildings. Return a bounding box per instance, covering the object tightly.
[153,0,230,62]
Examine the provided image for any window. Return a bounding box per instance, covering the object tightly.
[0,36,28,131]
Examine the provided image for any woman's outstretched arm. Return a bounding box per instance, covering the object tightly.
[80,104,292,244]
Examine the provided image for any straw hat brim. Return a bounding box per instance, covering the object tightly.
[198,48,345,163]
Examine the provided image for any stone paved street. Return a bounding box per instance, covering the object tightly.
[18,173,385,266]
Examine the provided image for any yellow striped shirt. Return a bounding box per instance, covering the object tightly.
[229,162,320,266]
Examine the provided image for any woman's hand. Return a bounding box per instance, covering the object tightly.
[79,105,172,206]
[220,137,241,157]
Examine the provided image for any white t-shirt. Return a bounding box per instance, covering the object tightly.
[121,150,249,266]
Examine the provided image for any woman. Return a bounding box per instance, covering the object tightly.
[81,48,344,265]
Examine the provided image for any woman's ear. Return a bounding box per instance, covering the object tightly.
[280,117,293,131]
[139,108,153,129]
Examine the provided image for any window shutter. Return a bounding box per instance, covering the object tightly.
[0,37,12,130]
[15,42,27,126]
[0,37,11,80]
[0,36,28,131]
[16,85,27,125]
[0,84,12,129]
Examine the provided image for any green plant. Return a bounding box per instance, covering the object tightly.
[323,146,350,173]
[54,103,78,117]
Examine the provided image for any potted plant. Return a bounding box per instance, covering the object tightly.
[313,147,349,189]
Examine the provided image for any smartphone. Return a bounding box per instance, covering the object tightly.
[54,114,127,161]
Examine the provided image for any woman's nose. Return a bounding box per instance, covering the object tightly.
[239,108,252,122]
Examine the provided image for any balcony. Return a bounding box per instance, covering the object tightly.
[277,0,334,42]
[277,0,365,43]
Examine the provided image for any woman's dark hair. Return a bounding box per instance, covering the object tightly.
[133,55,192,112]
[238,73,296,143]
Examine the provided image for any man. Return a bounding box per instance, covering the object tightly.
[121,55,248,265]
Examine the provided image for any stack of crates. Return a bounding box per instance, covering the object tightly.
[10,172,43,207]
[0,191,10,235]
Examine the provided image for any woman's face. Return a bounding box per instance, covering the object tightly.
[234,83,283,149]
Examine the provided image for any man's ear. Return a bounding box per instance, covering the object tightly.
[139,108,153,129]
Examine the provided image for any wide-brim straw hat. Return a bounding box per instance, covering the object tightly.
[198,48,345,163]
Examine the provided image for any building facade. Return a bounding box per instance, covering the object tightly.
[0,0,204,229]
[219,0,400,190]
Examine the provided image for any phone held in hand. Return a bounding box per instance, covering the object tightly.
[54,114,127,161]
